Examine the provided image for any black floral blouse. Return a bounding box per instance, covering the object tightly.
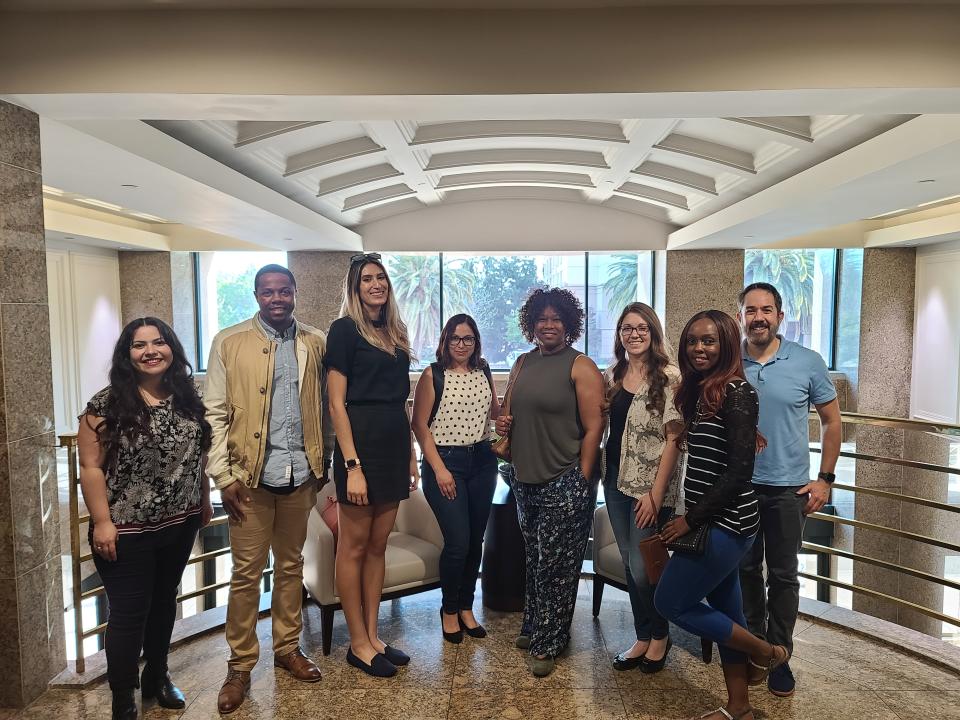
[83,388,204,534]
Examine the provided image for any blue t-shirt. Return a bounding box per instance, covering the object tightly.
[742,337,837,487]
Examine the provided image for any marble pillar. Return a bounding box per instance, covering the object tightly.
[287,250,353,332]
[118,250,174,326]
[0,100,66,707]
[663,249,744,346]
[851,248,945,634]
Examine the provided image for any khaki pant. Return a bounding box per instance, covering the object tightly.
[225,480,317,670]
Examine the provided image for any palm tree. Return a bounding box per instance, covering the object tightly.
[603,253,640,314]
[744,249,815,341]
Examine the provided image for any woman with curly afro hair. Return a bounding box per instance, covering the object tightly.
[495,287,604,677]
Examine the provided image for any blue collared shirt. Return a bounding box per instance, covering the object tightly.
[257,315,311,490]
[742,336,837,487]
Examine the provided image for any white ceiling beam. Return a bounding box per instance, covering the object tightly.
[865,211,960,247]
[317,163,402,196]
[653,133,756,176]
[632,160,718,196]
[235,120,327,149]
[724,116,814,148]
[615,182,689,211]
[360,197,426,225]
[602,195,673,224]
[343,183,417,212]
[436,170,594,191]
[585,118,679,203]
[411,120,627,145]
[361,121,443,205]
[283,136,384,177]
[425,148,609,172]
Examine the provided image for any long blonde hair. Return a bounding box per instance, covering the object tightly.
[339,258,414,360]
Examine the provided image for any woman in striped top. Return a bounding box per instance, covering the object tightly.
[654,310,788,720]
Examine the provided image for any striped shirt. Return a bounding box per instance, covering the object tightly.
[684,379,760,536]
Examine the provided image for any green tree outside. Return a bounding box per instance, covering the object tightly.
[216,268,259,328]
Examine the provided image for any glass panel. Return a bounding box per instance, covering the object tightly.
[743,249,838,362]
[196,251,287,370]
[441,253,587,370]
[835,248,864,384]
[586,252,654,369]
[380,253,441,369]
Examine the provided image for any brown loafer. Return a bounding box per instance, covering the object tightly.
[217,669,250,715]
[274,647,322,682]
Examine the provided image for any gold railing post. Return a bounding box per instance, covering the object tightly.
[60,433,85,674]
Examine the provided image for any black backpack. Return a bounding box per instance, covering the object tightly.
[427,360,495,427]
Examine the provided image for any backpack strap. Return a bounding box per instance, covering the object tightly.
[427,361,445,428]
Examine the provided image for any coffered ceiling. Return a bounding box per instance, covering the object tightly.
[150,114,910,231]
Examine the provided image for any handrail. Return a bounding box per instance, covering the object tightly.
[817,409,960,436]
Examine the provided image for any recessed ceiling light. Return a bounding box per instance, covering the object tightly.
[744,235,754,239]
[64,236,75,240]
[918,179,936,183]
[121,184,139,189]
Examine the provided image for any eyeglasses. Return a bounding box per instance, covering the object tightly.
[619,325,650,338]
[449,335,476,347]
[350,252,382,265]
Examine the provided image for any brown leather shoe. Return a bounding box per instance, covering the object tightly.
[273,647,322,682]
[217,669,250,715]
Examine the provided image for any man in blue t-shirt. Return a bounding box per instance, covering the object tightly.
[737,282,841,698]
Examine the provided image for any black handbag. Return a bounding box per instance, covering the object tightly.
[664,518,709,555]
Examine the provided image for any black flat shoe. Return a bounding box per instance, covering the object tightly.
[347,647,397,678]
[640,637,673,674]
[441,609,463,644]
[111,688,138,720]
[141,665,185,709]
[381,645,410,666]
[458,612,487,639]
[612,651,645,671]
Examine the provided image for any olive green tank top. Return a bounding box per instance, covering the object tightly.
[509,345,583,485]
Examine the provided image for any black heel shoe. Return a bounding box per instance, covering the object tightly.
[640,637,672,674]
[347,647,397,678]
[457,611,487,639]
[141,664,185,709]
[441,609,463,644]
[111,688,138,720]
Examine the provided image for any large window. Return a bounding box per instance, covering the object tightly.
[381,252,654,370]
[744,249,839,364]
[196,251,287,370]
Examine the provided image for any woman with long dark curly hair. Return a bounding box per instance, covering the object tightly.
[601,303,683,673]
[78,318,212,720]
[653,310,787,720]
[495,287,604,677]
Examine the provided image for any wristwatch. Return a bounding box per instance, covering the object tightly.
[817,471,836,484]
[345,458,361,471]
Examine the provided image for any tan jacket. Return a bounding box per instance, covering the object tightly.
[204,315,334,490]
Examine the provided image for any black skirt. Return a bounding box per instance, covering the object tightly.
[334,403,411,506]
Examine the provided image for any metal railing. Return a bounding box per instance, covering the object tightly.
[59,433,272,674]
[800,411,960,631]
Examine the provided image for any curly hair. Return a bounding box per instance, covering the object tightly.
[94,317,211,471]
[518,287,585,345]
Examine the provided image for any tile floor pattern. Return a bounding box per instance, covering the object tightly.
[5,581,960,719]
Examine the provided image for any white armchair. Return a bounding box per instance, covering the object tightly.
[591,503,628,616]
[302,481,444,654]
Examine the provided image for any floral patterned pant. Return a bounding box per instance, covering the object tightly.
[514,464,597,658]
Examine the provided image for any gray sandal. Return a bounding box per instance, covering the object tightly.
[747,643,789,686]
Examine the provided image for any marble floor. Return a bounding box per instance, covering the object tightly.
[5,581,960,720]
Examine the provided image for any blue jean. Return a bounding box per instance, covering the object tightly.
[654,525,755,664]
[421,442,498,614]
[603,481,672,641]
[515,464,597,657]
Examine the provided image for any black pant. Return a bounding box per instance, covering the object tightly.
[92,515,200,690]
[421,443,498,614]
[738,484,806,654]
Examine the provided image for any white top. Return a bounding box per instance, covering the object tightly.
[430,368,493,446]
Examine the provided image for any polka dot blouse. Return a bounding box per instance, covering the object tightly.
[430,368,494,446]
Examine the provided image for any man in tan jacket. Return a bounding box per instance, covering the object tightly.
[204,264,333,714]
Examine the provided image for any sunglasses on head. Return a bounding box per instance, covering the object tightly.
[350,252,382,265]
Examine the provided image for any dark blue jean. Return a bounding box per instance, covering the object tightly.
[654,525,755,664]
[421,442,498,614]
[603,480,672,641]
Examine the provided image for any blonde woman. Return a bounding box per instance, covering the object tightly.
[324,253,419,678]
[601,303,682,673]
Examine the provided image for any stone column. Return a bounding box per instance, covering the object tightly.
[0,100,66,707]
[850,247,945,634]
[118,250,174,325]
[287,250,354,331]
[663,249,744,346]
